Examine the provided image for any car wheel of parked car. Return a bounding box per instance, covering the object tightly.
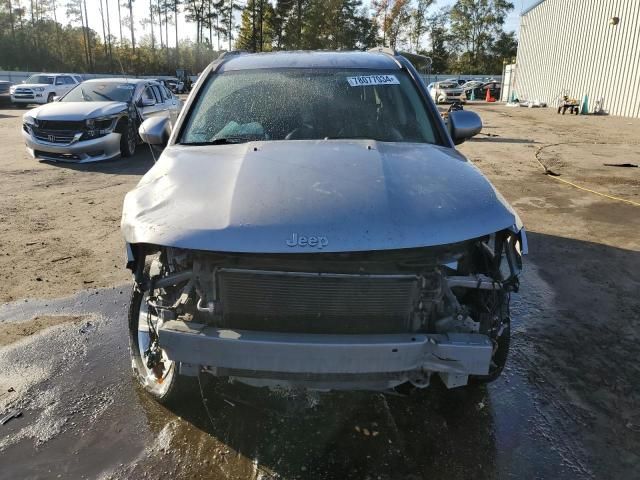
[128,259,191,404]
[47,93,55,103]
[120,119,137,157]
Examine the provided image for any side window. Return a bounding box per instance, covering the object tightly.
[142,87,156,104]
[55,77,65,85]
[64,76,75,85]
[151,85,164,103]
[162,86,173,99]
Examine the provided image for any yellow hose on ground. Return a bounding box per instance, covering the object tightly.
[534,143,640,207]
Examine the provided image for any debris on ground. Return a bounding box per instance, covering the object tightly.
[0,409,22,425]
[0,387,16,400]
[604,163,638,168]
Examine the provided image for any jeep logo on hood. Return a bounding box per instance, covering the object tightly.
[286,233,329,249]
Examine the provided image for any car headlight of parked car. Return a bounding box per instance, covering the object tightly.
[85,115,119,138]
[9,86,16,94]
[22,115,36,133]
[33,87,45,92]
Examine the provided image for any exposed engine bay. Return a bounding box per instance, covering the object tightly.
[131,229,524,391]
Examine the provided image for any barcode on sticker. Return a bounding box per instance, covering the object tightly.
[347,75,400,87]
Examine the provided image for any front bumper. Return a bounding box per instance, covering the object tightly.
[12,94,47,105]
[159,320,493,390]
[22,128,122,163]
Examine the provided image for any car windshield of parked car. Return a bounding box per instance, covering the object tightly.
[181,69,439,145]
[61,83,135,102]
[438,82,458,89]
[26,75,54,85]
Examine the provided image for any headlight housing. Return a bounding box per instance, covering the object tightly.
[23,115,36,126]
[9,86,16,94]
[33,87,45,92]
[85,115,119,138]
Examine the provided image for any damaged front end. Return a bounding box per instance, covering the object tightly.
[128,227,525,391]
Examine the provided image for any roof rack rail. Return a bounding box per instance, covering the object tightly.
[398,51,433,66]
[367,46,397,56]
[218,50,249,59]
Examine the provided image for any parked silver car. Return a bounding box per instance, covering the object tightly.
[430,81,465,104]
[121,50,526,403]
[22,78,181,163]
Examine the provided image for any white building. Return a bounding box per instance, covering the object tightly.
[513,0,640,118]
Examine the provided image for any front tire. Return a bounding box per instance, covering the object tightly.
[127,263,189,404]
[47,93,55,103]
[471,293,511,384]
[120,119,137,157]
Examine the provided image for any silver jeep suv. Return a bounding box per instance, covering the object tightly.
[121,50,527,403]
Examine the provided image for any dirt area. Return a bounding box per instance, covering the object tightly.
[0,104,639,479]
[0,110,153,302]
[0,314,83,347]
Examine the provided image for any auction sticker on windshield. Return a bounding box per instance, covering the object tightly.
[347,75,400,87]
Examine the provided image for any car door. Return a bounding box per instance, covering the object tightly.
[137,85,163,120]
[54,76,67,95]
[160,85,180,122]
[61,76,76,95]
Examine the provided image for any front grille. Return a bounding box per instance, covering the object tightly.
[32,128,77,144]
[36,120,85,131]
[216,268,420,334]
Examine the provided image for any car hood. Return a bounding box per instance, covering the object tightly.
[27,101,128,121]
[122,140,523,253]
[19,83,50,89]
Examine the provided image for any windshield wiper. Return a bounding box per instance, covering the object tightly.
[183,136,258,146]
[92,90,115,101]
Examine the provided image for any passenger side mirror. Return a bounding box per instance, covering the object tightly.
[139,116,171,146]
[138,97,156,107]
[448,110,482,145]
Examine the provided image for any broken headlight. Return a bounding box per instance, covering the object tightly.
[497,232,524,289]
[85,115,118,138]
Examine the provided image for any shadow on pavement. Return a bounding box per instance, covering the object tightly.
[151,377,497,480]
[42,146,156,176]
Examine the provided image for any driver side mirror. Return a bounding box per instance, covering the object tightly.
[448,110,482,145]
[139,116,171,146]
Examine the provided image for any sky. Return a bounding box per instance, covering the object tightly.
[82,0,540,48]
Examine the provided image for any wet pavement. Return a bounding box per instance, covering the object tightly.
[0,237,637,479]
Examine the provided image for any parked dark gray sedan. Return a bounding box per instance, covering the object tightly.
[121,50,527,403]
[21,78,181,163]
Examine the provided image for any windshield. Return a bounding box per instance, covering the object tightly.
[181,69,438,145]
[62,82,135,103]
[438,82,459,89]
[26,75,54,85]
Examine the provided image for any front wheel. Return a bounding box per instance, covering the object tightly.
[127,264,189,404]
[471,293,511,384]
[120,119,137,157]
